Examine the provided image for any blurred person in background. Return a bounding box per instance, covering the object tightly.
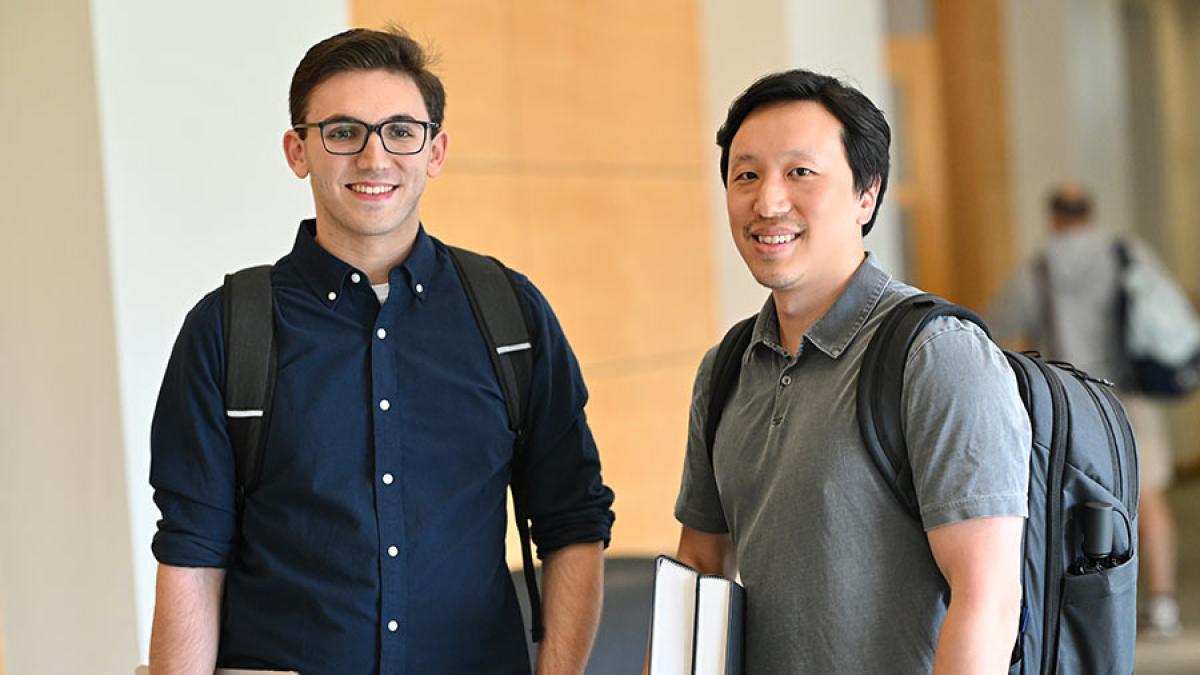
[989,181,1182,638]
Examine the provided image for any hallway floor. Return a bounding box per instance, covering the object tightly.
[1135,472,1200,674]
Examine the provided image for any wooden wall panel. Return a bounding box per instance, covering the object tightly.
[509,0,706,167]
[584,363,699,554]
[518,174,713,364]
[418,173,530,269]
[931,0,1014,310]
[887,36,954,298]
[351,0,715,564]
[358,2,515,163]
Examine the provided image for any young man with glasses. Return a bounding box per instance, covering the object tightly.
[148,28,614,675]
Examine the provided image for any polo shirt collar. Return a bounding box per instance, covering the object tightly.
[290,218,438,306]
[747,252,892,361]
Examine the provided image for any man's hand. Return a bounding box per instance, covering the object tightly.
[928,516,1024,675]
[148,564,225,675]
[534,542,605,675]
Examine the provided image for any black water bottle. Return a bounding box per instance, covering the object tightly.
[1072,501,1114,574]
[1082,501,1114,561]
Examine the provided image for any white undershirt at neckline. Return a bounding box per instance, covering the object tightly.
[372,283,389,304]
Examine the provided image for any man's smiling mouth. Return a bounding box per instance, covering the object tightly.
[754,233,797,245]
[348,184,397,195]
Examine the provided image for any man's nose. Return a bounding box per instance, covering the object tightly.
[754,175,790,218]
[356,130,391,170]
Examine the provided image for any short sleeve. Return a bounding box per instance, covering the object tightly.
[673,347,730,534]
[902,317,1031,531]
[149,290,239,568]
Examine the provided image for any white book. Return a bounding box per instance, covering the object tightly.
[648,555,745,675]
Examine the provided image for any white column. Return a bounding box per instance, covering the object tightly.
[1005,0,1136,256]
[0,0,138,672]
[87,0,347,657]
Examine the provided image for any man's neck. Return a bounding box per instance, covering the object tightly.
[314,218,420,285]
[772,253,866,356]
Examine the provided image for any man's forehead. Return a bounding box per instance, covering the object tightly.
[306,69,428,120]
[730,101,843,156]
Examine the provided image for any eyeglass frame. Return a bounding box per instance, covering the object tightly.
[292,117,442,156]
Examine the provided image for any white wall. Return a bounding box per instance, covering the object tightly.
[1,0,138,672]
[1005,0,1135,258]
[87,0,347,656]
[699,0,901,329]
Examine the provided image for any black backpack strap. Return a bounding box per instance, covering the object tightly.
[221,265,277,507]
[445,246,542,642]
[855,293,990,520]
[1033,254,1060,358]
[705,317,758,467]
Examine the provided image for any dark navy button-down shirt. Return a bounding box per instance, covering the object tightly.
[150,220,615,675]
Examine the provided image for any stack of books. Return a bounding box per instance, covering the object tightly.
[647,555,744,675]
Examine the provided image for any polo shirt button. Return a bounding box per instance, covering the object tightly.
[327,291,337,301]
[387,620,399,632]
[387,545,399,557]
[781,375,792,386]
[377,328,387,339]
[771,416,783,426]
[379,399,391,411]
[351,272,361,283]
[382,473,394,485]
[414,283,424,294]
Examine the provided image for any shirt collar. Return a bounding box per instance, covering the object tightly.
[746,252,892,362]
[290,219,438,306]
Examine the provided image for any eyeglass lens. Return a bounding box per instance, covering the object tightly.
[322,121,427,154]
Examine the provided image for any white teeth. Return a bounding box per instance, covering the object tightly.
[755,233,796,245]
[350,184,394,195]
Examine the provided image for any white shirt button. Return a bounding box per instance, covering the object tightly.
[327,291,337,301]
[415,283,424,294]
[387,545,399,557]
[381,473,394,485]
[350,272,362,283]
[377,328,387,339]
[387,620,399,632]
[379,399,391,411]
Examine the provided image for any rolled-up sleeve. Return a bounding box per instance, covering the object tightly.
[513,277,615,557]
[149,290,238,568]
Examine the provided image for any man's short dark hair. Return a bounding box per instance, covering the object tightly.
[289,27,446,135]
[716,69,891,235]
[1048,187,1093,222]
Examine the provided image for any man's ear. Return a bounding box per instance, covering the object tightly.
[283,130,309,179]
[425,129,448,178]
[856,176,881,226]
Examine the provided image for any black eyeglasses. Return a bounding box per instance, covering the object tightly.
[293,118,440,155]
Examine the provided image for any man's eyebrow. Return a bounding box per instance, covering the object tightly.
[316,113,424,124]
[731,149,819,163]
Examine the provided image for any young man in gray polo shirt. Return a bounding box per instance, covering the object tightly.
[671,70,1031,673]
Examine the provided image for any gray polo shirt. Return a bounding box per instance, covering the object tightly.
[675,254,1030,674]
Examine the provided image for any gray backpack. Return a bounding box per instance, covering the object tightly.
[706,294,1139,674]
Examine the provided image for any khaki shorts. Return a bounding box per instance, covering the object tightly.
[1121,392,1174,491]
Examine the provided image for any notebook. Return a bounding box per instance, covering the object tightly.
[648,555,744,675]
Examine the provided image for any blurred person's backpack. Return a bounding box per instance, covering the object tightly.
[1114,239,1200,397]
[706,294,1139,675]
[221,248,547,642]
